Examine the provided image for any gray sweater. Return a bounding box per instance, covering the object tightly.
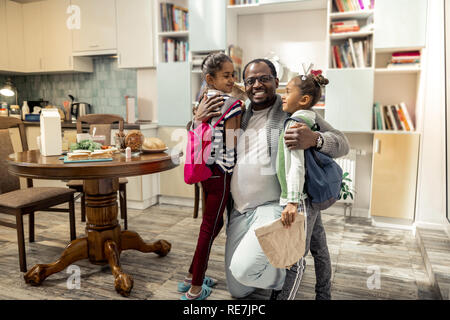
[230,95,350,213]
[241,94,350,161]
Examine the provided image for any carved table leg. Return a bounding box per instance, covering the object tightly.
[24,237,88,285]
[104,240,133,297]
[121,230,171,257]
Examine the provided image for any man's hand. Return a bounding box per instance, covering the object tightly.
[193,93,224,123]
[284,123,320,150]
[281,203,298,228]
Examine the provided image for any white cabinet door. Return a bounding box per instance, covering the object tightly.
[6,0,25,72]
[0,0,8,70]
[41,0,73,71]
[325,69,374,132]
[189,0,226,52]
[23,2,44,72]
[157,62,191,126]
[116,0,154,68]
[374,0,427,50]
[71,0,117,53]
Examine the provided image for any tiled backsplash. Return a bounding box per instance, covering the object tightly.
[0,57,137,119]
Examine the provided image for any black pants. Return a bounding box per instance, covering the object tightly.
[276,199,332,300]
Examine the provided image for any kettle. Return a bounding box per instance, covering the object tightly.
[69,95,91,120]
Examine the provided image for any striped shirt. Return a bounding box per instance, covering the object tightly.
[207,93,242,173]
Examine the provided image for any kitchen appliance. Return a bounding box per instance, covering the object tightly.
[69,95,91,120]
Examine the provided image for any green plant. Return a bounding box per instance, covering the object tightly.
[339,172,355,200]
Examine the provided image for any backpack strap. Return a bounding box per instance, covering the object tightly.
[212,98,242,128]
[287,115,320,132]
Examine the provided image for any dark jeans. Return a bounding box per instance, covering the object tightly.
[276,199,332,300]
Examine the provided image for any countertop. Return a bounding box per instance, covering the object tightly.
[23,120,158,130]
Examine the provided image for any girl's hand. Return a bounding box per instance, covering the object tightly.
[193,93,224,123]
[284,123,319,150]
[281,203,298,228]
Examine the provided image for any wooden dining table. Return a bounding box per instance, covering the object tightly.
[6,149,182,297]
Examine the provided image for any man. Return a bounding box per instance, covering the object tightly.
[194,59,349,300]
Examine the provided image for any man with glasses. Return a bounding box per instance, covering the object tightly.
[194,59,349,300]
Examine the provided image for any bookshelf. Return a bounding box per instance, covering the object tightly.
[156,0,191,126]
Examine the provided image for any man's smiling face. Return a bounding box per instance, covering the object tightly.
[244,62,279,109]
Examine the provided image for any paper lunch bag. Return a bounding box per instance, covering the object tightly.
[254,212,306,269]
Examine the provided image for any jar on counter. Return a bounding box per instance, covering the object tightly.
[0,108,8,117]
[9,105,21,119]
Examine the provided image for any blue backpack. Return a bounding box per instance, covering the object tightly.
[286,116,343,211]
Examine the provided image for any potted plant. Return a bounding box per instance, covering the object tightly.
[339,172,355,201]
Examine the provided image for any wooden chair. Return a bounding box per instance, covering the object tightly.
[0,117,76,272]
[68,114,129,229]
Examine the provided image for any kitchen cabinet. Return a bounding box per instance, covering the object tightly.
[23,2,44,72]
[0,0,8,70]
[116,0,154,68]
[6,0,25,72]
[41,0,93,72]
[71,0,117,55]
[370,133,420,220]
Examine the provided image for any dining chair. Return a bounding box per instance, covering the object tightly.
[68,114,128,229]
[0,117,76,272]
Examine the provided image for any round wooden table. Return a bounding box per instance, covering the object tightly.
[7,149,181,297]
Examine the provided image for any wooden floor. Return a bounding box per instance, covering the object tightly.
[0,204,440,300]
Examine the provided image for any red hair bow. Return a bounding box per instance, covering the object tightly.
[311,69,322,76]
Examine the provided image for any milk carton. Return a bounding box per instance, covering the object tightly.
[40,109,62,156]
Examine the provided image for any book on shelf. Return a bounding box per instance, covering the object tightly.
[162,38,188,63]
[160,3,188,32]
[333,0,373,12]
[331,37,370,68]
[229,0,260,5]
[331,20,360,33]
[373,102,414,131]
[386,51,420,69]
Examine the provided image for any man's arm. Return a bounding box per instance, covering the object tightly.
[284,113,350,159]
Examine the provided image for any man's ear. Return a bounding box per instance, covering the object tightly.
[299,95,312,107]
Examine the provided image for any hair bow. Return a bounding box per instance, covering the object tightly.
[311,69,322,76]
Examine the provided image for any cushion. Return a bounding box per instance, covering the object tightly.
[0,187,76,209]
[67,178,128,187]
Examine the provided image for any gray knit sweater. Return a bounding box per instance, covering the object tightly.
[241,94,350,163]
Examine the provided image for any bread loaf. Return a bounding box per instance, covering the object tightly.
[143,137,166,150]
[125,130,144,152]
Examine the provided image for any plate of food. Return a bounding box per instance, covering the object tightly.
[141,137,168,153]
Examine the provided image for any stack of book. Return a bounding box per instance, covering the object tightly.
[162,38,189,63]
[160,3,188,32]
[373,102,414,131]
[331,20,360,33]
[387,51,421,69]
[331,38,371,68]
[229,0,259,4]
[191,54,210,73]
[333,0,374,12]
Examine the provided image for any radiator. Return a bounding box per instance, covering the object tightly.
[335,149,356,204]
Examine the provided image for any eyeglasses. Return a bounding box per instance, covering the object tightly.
[243,75,274,86]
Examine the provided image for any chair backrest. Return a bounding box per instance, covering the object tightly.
[0,117,29,193]
[76,114,125,145]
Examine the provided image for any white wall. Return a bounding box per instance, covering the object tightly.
[415,0,448,227]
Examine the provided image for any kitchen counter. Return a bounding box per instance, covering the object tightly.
[23,120,158,130]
